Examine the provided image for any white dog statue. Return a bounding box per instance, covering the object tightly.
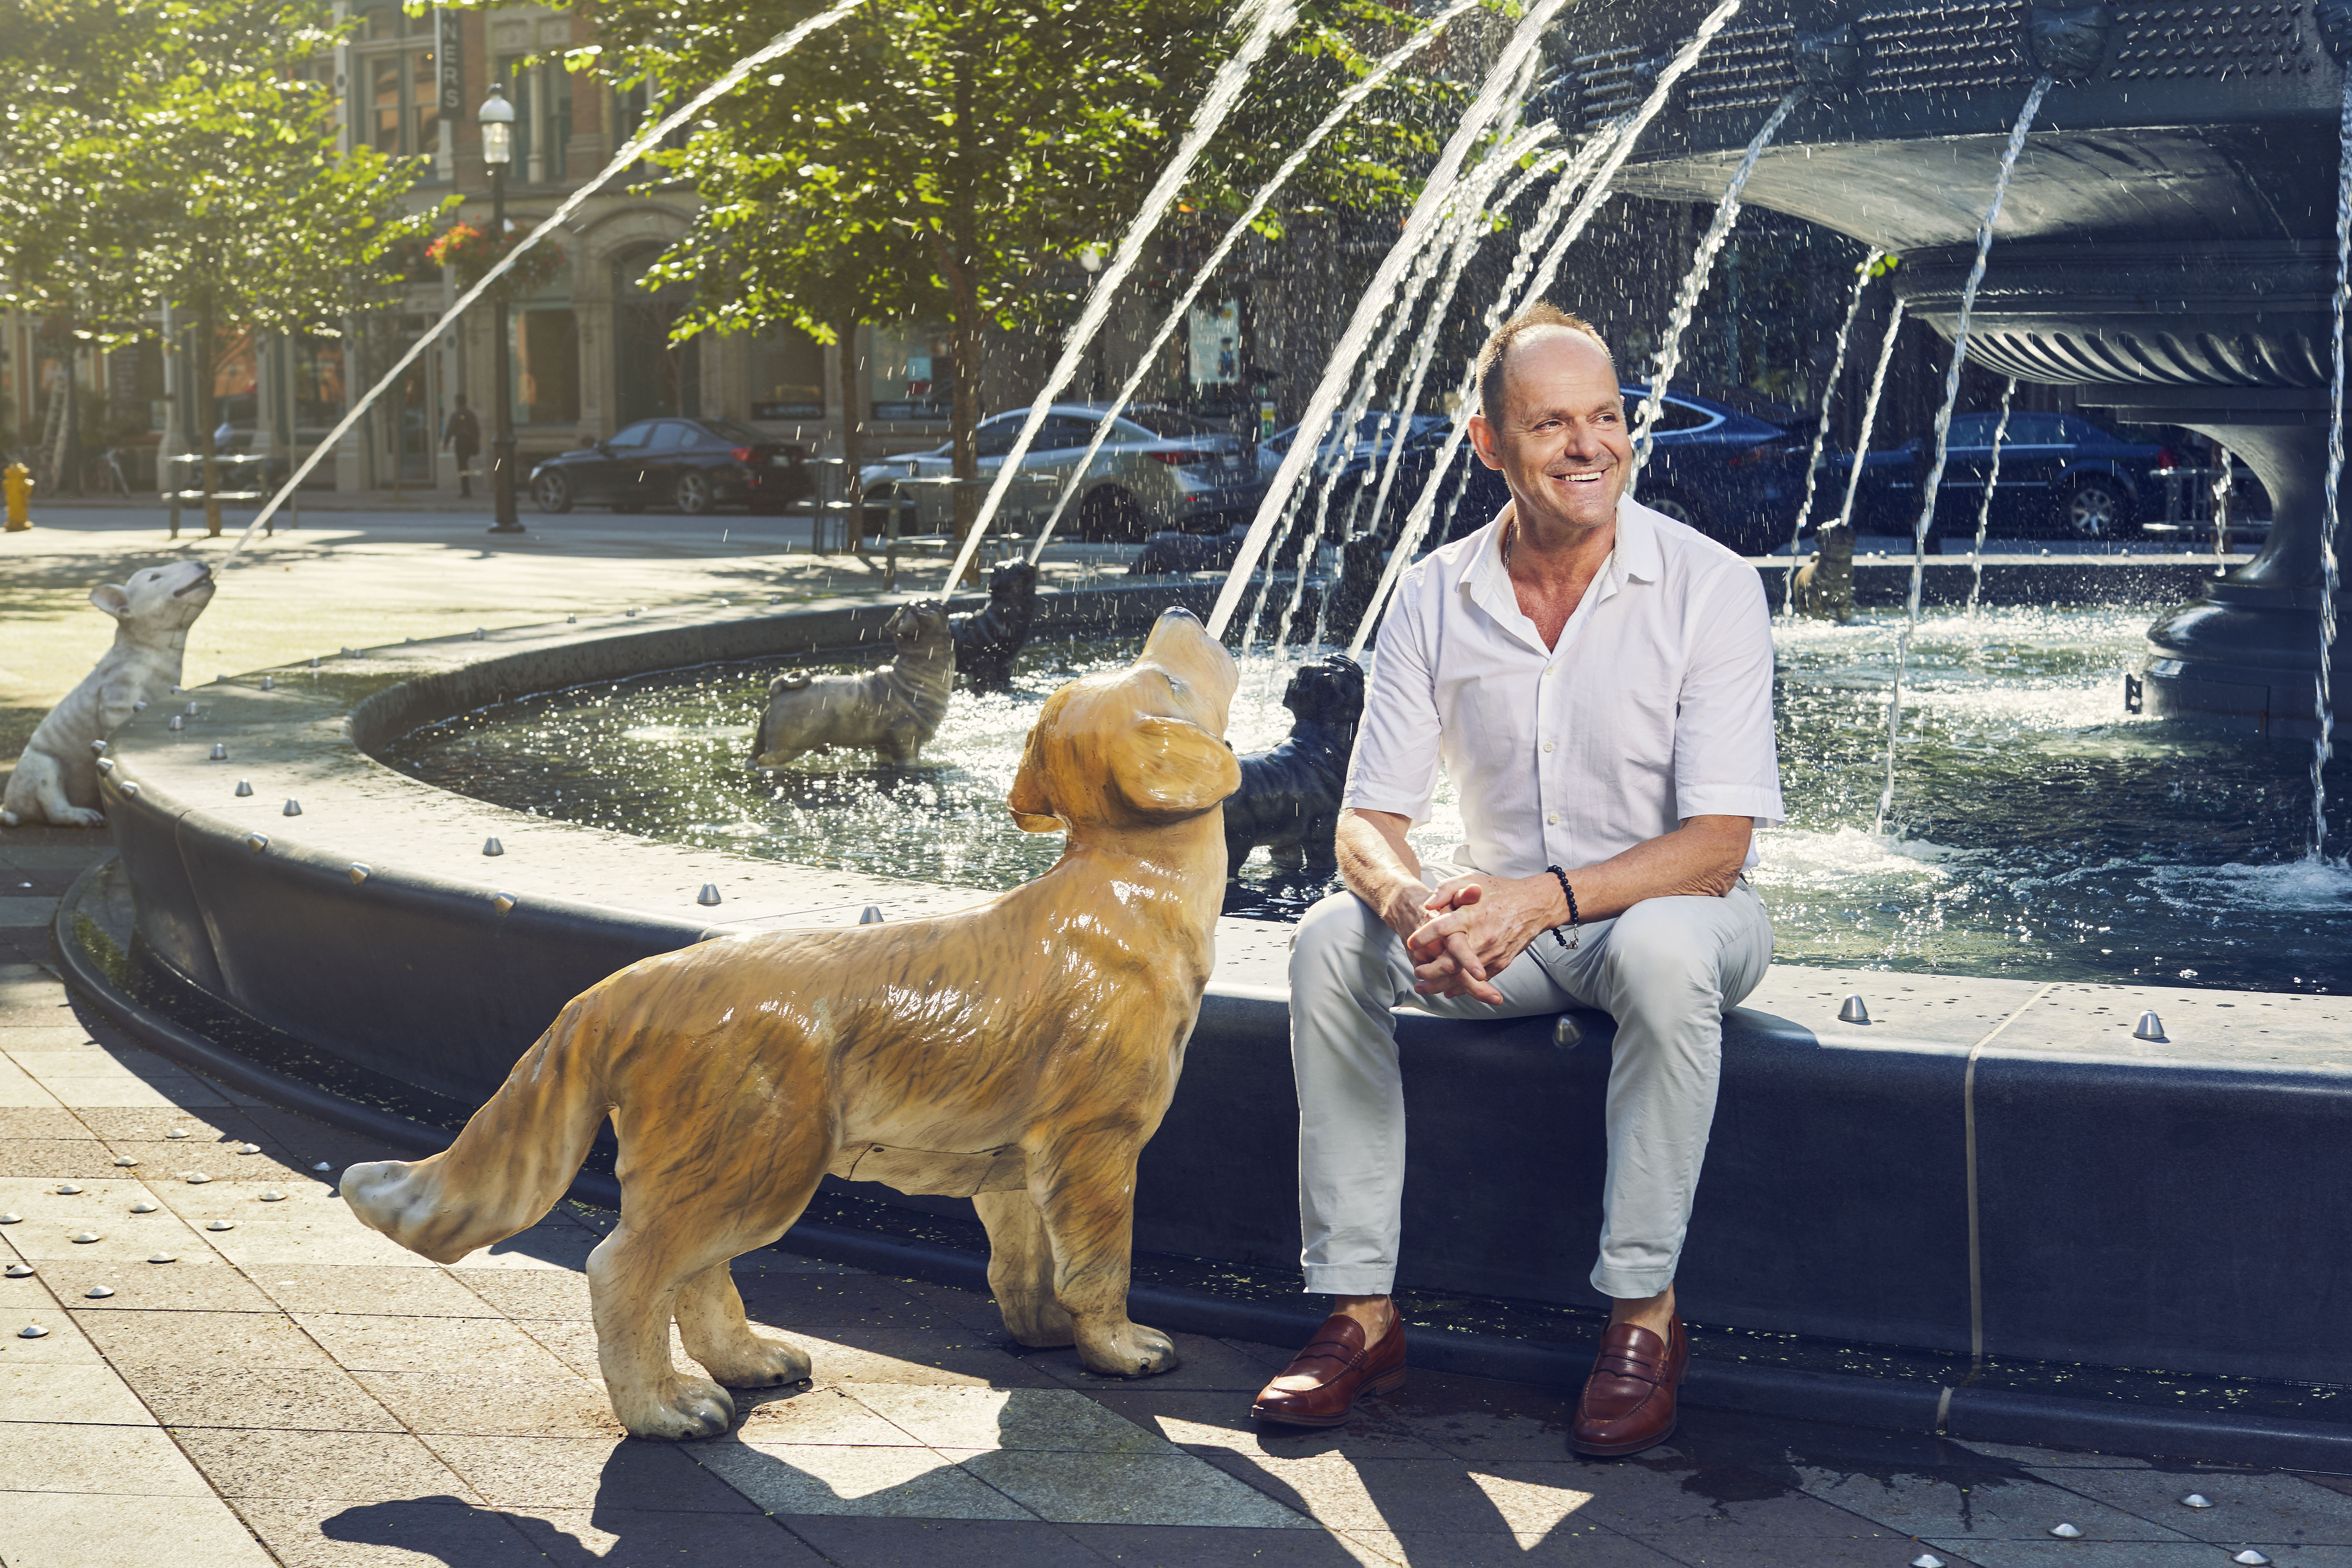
[3,560,217,828]
[749,600,956,768]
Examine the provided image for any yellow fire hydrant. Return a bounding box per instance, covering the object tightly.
[3,463,31,532]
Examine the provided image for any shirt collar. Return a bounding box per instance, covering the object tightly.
[1615,494,1664,583]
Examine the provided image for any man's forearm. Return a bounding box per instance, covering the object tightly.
[1552,815,1750,924]
[1335,810,1427,937]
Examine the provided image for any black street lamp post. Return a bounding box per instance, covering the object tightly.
[479,84,524,534]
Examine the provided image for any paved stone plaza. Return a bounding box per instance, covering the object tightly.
[4,508,2349,1565]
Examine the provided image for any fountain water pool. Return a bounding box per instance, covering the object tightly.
[384,605,2352,994]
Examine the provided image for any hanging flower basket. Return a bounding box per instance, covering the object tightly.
[426,220,566,297]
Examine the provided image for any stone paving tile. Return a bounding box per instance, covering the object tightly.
[34,1069,234,1108]
[0,1107,94,1138]
[1623,1538,1988,1566]
[2018,1463,2352,1545]
[40,1255,280,1311]
[734,1384,930,1446]
[0,1300,107,1365]
[69,1106,269,1143]
[0,1057,65,1105]
[2,1490,279,1567]
[777,1514,1114,1567]
[296,1307,582,1377]
[732,1269,949,1328]
[847,1383,1183,1454]
[695,1438,1037,1520]
[963,1446,1321,1528]
[1339,1527,1688,1565]
[1024,1329,1310,1394]
[503,1505,835,1564]
[1087,1386,1459,1461]
[176,1426,489,1503]
[127,1366,404,1432]
[351,1370,626,1438]
[1064,1521,1396,1565]
[782,1323,1069,1388]
[0,1138,144,1178]
[1795,1464,2201,1545]
[255,1262,504,1317]
[1916,1542,2311,1567]
[0,1361,164,1424]
[129,1140,323,1182]
[426,1433,766,1512]
[80,1306,342,1370]
[240,1497,548,1568]
[0,1418,219,1494]
[450,1264,595,1320]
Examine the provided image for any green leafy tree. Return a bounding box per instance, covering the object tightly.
[0,0,434,526]
[587,0,1458,540]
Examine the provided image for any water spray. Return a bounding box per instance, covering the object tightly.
[222,0,864,562]
[1021,0,1485,565]
[1874,76,2053,839]
[939,0,1300,593]
[1965,377,2017,620]
[1780,247,1883,620]
[2308,76,2352,860]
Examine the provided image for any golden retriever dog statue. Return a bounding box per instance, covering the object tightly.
[749,600,955,768]
[343,608,1241,1440]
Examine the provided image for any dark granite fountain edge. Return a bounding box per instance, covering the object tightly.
[50,857,2352,1472]
[79,579,2352,1459]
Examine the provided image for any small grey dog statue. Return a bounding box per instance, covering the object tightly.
[1222,653,1365,875]
[749,601,956,768]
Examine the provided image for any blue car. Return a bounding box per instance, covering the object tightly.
[1269,387,1825,558]
[1840,410,2175,541]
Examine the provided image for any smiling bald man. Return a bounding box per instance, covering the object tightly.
[1250,303,1783,1458]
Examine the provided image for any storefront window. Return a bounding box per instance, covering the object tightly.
[291,335,345,433]
[1187,299,1239,391]
[512,309,581,426]
[352,4,440,168]
[869,321,952,420]
[751,324,825,420]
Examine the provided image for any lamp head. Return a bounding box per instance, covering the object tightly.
[478,82,515,167]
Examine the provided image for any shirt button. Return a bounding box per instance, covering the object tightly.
[1542,741,1555,754]
[1547,812,1559,825]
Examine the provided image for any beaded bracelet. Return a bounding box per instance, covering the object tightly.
[1545,863,1581,951]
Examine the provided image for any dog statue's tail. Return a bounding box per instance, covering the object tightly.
[341,998,609,1264]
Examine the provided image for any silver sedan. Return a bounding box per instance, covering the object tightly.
[859,403,1263,542]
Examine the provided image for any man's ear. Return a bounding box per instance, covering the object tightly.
[1111,713,1242,821]
[89,583,131,619]
[1466,410,1503,471]
[1006,697,1064,833]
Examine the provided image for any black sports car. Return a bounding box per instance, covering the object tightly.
[528,417,811,516]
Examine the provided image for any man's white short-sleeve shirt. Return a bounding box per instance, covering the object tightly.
[1341,495,1783,877]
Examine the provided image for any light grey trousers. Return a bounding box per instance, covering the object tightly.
[1288,875,1773,1301]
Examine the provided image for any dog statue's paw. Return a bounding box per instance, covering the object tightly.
[700,1332,812,1388]
[52,806,106,829]
[618,1374,737,1441]
[1076,1319,1180,1379]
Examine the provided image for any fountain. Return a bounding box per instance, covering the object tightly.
[46,0,2352,1474]
[1586,0,2351,752]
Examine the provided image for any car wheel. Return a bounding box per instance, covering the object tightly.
[2061,476,2130,539]
[1080,486,1147,543]
[674,471,715,516]
[531,471,573,514]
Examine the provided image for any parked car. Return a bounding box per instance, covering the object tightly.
[859,404,1262,542]
[1838,410,2175,540]
[1274,387,1823,558]
[529,417,811,516]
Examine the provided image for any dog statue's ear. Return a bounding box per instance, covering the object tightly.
[1006,700,1064,833]
[89,584,131,620]
[1111,714,1242,821]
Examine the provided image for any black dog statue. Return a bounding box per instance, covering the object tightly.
[950,559,1040,693]
[1223,654,1366,875]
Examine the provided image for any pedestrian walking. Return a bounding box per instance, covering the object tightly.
[443,395,482,498]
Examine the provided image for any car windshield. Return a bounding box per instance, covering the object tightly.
[1267,412,1427,457]
[698,419,769,445]
[1119,407,1219,438]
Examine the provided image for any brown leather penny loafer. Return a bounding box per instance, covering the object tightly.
[1250,1310,1407,1428]
[1570,1314,1686,1457]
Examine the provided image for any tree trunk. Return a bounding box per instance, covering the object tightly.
[835,309,866,546]
[197,300,222,537]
